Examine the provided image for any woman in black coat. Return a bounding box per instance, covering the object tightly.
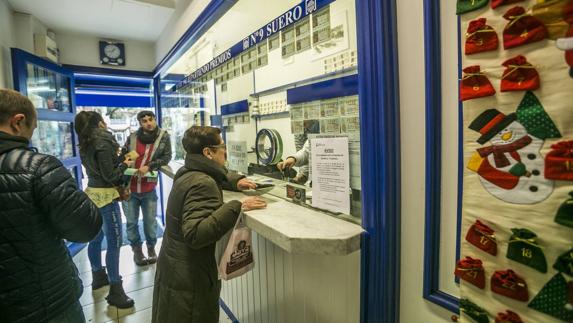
[74,111,134,309]
[152,126,266,323]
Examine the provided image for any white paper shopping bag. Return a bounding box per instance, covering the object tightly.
[218,213,254,280]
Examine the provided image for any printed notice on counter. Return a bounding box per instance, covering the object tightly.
[227,141,248,174]
[310,137,350,214]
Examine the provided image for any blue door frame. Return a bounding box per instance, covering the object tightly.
[11,48,85,256]
[355,0,401,322]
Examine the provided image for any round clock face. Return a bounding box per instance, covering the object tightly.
[104,44,121,59]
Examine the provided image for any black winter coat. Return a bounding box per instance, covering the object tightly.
[0,131,101,323]
[152,154,243,323]
[80,128,128,188]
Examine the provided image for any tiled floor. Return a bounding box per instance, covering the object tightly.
[73,238,233,323]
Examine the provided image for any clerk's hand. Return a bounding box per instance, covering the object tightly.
[277,157,296,171]
[241,196,267,211]
[237,178,257,190]
[137,165,150,177]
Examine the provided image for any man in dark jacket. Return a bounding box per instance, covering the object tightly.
[0,89,102,323]
[152,126,265,323]
[121,110,171,265]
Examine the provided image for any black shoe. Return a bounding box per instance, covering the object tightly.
[92,268,109,290]
[147,245,157,264]
[106,281,135,309]
[132,245,148,266]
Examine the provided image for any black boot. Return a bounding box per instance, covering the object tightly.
[132,245,148,266]
[92,268,109,290]
[106,281,135,308]
[147,244,157,264]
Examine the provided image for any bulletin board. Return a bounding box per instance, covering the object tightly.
[455,1,573,322]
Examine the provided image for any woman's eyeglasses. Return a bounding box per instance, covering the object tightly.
[208,144,227,150]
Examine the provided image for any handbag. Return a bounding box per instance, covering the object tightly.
[115,184,131,201]
[218,213,255,280]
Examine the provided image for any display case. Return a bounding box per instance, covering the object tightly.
[11,48,82,188]
[159,0,361,221]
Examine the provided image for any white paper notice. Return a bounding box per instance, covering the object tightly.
[227,141,248,174]
[311,137,350,214]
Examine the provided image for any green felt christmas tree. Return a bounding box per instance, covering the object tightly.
[516,91,562,140]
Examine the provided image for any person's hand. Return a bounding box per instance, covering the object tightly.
[241,197,267,211]
[277,157,296,171]
[137,165,150,177]
[237,178,257,190]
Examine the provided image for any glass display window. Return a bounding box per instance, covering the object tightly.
[31,120,74,160]
[25,63,71,112]
[161,0,361,221]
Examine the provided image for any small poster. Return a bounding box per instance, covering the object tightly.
[311,137,350,214]
[227,141,248,174]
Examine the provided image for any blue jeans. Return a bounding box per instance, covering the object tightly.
[122,190,158,247]
[46,301,85,323]
[88,202,123,284]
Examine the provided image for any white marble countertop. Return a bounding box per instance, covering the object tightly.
[161,162,363,255]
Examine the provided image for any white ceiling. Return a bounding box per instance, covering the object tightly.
[7,0,176,42]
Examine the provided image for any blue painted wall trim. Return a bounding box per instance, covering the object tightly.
[356,0,401,322]
[67,243,86,257]
[75,93,153,108]
[219,299,239,323]
[74,74,152,90]
[422,0,460,314]
[154,0,238,78]
[62,64,153,78]
[286,74,358,104]
[220,99,249,115]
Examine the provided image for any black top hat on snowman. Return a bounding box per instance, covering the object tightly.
[469,109,518,145]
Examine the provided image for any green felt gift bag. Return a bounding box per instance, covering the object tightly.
[555,192,573,228]
[506,228,547,273]
[460,298,490,323]
[457,0,489,14]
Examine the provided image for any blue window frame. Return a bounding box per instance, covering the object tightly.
[11,48,83,187]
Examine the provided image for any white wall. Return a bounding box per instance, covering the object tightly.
[0,0,14,89]
[57,32,155,71]
[155,0,211,64]
[398,0,460,322]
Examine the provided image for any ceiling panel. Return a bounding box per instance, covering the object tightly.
[7,0,175,41]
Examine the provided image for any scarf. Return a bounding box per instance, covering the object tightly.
[477,135,532,168]
[137,127,159,144]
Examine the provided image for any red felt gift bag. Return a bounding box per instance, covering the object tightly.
[460,66,496,101]
[500,55,540,92]
[495,310,524,323]
[491,269,529,302]
[455,256,486,289]
[503,6,548,49]
[545,140,573,181]
[492,0,523,9]
[466,18,499,55]
[466,220,498,255]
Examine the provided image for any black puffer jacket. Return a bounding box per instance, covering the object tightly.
[0,131,102,323]
[80,128,128,188]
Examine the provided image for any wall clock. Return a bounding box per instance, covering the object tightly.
[99,41,126,66]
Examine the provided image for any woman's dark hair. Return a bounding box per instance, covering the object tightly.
[74,111,104,152]
[182,126,221,154]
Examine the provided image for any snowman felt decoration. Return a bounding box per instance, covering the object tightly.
[467,107,556,204]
